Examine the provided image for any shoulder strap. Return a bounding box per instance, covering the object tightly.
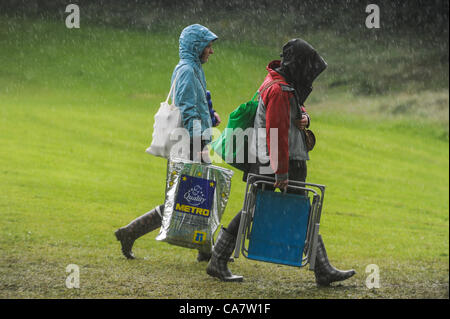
[192,69,207,99]
[252,79,284,102]
[260,79,284,95]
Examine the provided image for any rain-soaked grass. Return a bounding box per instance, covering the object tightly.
[0,16,448,299]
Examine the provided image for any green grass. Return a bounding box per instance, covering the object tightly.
[0,16,448,299]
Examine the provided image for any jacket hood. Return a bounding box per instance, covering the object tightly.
[277,38,327,104]
[179,24,218,64]
[266,60,285,79]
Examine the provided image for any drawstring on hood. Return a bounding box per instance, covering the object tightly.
[276,38,327,105]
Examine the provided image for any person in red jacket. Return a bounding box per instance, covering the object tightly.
[206,39,356,286]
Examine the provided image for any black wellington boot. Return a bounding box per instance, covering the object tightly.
[197,250,212,262]
[197,250,233,262]
[314,234,356,286]
[114,205,163,259]
[197,250,234,263]
[206,227,243,282]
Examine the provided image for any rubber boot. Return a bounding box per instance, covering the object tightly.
[206,227,243,282]
[114,205,163,259]
[197,250,212,262]
[197,250,234,262]
[314,234,356,286]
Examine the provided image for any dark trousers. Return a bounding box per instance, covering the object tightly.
[189,138,208,163]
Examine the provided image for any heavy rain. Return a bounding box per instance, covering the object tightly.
[0,0,448,304]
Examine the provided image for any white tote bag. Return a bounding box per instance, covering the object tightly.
[146,73,184,159]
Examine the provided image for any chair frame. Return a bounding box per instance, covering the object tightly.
[233,173,325,270]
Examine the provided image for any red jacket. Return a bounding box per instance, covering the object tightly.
[256,60,309,180]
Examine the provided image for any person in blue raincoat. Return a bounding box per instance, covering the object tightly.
[115,24,221,261]
[172,24,221,149]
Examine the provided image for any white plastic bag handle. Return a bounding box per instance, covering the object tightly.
[165,71,180,104]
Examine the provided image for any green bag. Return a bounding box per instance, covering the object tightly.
[211,80,283,171]
[211,91,259,171]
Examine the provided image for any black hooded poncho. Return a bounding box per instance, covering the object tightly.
[276,38,328,105]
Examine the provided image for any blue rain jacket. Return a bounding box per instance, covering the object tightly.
[171,24,218,142]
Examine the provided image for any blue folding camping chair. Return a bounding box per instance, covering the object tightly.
[233,173,325,270]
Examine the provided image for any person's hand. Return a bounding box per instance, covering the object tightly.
[274,179,288,191]
[213,112,221,127]
[294,114,309,130]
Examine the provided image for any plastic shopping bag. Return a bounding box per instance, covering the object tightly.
[156,157,234,254]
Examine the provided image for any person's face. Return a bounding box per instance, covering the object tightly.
[200,42,214,63]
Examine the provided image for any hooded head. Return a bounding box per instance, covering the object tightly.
[179,24,218,65]
[276,38,327,105]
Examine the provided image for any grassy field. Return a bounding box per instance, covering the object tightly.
[0,16,448,299]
